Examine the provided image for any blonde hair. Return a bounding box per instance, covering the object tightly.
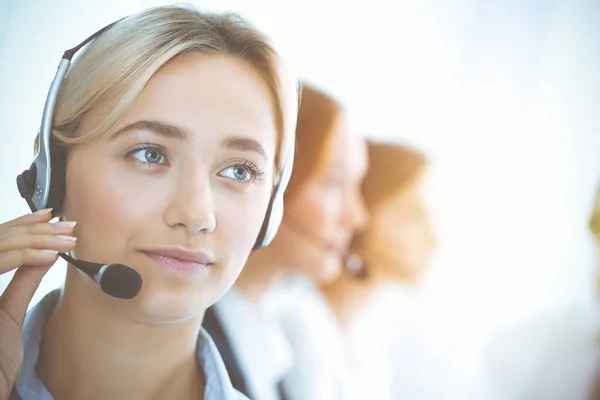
[47,4,298,175]
[350,141,427,272]
[590,183,600,295]
[591,183,600,242]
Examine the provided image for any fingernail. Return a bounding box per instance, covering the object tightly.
[53,221,77,228]
[41,249,58,254]
[57,235,77,241]
[34,208,53,215]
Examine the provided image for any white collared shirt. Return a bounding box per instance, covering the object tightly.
[212,288,294,400]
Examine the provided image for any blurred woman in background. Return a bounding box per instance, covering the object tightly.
[323,141,435,323]
[322,141,439,400]
[278,141,441,400]
[589,182,600,287]
[587,183,600,399]
[202,82,368,400]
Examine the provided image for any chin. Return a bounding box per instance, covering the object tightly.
[313,255,343,285]
[126,295,205,324]
[93,279,208,324]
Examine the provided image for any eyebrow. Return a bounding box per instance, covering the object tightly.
[111,120,268,160]
[110,120,189,140]
[222,136,268,160]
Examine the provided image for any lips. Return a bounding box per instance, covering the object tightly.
[326,239,351,255]
[141,248,215,273]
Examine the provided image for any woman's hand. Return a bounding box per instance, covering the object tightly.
[0,209,77,399]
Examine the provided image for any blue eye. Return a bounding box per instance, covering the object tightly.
[220,162,264,184]
[129,146,167,165]
[222,165,251,181]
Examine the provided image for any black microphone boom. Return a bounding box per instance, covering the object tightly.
[59,253,142,299]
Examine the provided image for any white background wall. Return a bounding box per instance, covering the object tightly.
[1,0,599,396]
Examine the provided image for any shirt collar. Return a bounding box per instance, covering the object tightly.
[13,289,246,400]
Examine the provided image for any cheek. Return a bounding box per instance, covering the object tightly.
[214,185,272,254]
[301,190,342,235]
[63,157,161,260]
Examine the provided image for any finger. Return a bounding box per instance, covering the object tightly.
[0,221,77,240]
[0,263,52,327]
[0,249,59,275]
[0,234,77,255]
[0,209,54,231]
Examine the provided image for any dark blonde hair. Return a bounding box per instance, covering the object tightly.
[360,140,427,214]
[284,82,342,200]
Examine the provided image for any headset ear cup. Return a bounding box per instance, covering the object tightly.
[263,192,284,244]
[253,152,294,250]
[47,137,67,215]
[252,173,288,251]
[16,165,38,213]
[252,194,275,251]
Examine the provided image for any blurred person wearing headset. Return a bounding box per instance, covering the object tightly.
[0,5,299,399]
[323,141,436,321]
[319,141,441,400]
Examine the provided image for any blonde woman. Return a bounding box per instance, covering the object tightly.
[0,5,298,399]
[587,183,600,400]
[589,183,600,288]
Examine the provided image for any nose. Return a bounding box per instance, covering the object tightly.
[341,186,369,232]
[163,169,216,235]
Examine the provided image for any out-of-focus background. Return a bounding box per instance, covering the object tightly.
[1,0,599,398]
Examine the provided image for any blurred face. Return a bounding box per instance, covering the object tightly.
[274,117,368,284]
[62,53,277,322]
[361,178,436,283]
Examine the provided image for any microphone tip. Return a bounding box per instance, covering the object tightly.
[98,264,142,299]
[345,253,369,279]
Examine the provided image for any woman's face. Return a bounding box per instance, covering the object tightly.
[62,53,277,322]
[274,117,368,284]
[361,178,436,283]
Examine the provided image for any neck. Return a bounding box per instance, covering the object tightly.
[37,268,205,400]
[234,246,287,305]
